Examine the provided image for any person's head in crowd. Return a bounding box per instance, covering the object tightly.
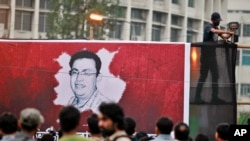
[174,122,190,140]
[58,105,80,134]
[19,108,44,135]
[195,133,209,141]
[139,136,154,141]
[69,50,101,99]
[124,117,136,136]
[40,133,55,141]
[58,129,63,139]
[87,113,101,136]
[155,117,173,135]
[0,112,18,135]
[215,123,230,141]
[135,131,148,140]
[98,102,125,137]
[136,132,154,141]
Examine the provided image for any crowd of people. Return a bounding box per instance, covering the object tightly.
[0,102,230,141]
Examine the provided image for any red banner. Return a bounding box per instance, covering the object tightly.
[0,40,190,133]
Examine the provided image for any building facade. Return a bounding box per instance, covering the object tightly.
[0,0,228,42]
[0,0,49,39]
[228,0,250,124]
[109,0,228,42]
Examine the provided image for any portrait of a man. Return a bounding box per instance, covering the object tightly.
[68,50,112,112]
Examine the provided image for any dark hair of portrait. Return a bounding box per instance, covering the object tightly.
[59,105,81,132]
[69,50,102,75]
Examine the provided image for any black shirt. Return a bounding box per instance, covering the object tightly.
[201,23,219,56]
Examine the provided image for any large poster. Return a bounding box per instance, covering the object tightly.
[0,40,190,133]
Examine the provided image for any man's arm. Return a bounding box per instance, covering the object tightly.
[211,28,234,35]
[211,28,234,40]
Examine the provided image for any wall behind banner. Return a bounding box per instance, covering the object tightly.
[0,40,189,133]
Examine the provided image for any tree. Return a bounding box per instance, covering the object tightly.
[47,0,121,39]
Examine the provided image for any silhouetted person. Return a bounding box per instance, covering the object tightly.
[194,12,234,104]
[194,134,209,141]
[98,102,131,141]
[152,117,176,141]
[135,131,149,141]
[40,133,54,141]
[58,105,90,141]
[215,123,230,141]
[124,117,137,141]
[174,122,190,141]
[15,108,44,141]
[87,113,104,141]
[0,112,18,141]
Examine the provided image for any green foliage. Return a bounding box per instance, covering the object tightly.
[46,0,121,39]
[238,113,250,124]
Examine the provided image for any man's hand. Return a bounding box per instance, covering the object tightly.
[227,31,235,35]
[220,31,234,40]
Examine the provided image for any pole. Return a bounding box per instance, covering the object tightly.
[89,25,94,40]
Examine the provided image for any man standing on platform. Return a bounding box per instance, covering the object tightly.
[194,12,234,104]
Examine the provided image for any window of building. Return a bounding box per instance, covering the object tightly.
[0,0,9,5]
[15,11,32,31]
[171,28,180,42]
[187,30,197,42]
[16,0,33,8]
[188,0,194,7]
[188,19,193,28]
[171,15,182,26]
[172,0,179,4]
[152,26,161,41]
[40,0,50,9]
[109,22,122,39]
[204,21,210,26]
[240,84,250,96]
[153,12,166,24]
[242,10,250,14]
[131,23,142,36]
[130,22,145,40]
[243,24,250,37]
[39,13,48,32]
[242,50,250,66]
[131,9,146,20]
[0,9,8,29]
[118,7,126,18]
[188,18,200,31]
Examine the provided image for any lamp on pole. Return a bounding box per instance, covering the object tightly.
[89,13,105,40]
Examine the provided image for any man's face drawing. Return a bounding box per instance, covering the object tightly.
[70,58,97,98]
